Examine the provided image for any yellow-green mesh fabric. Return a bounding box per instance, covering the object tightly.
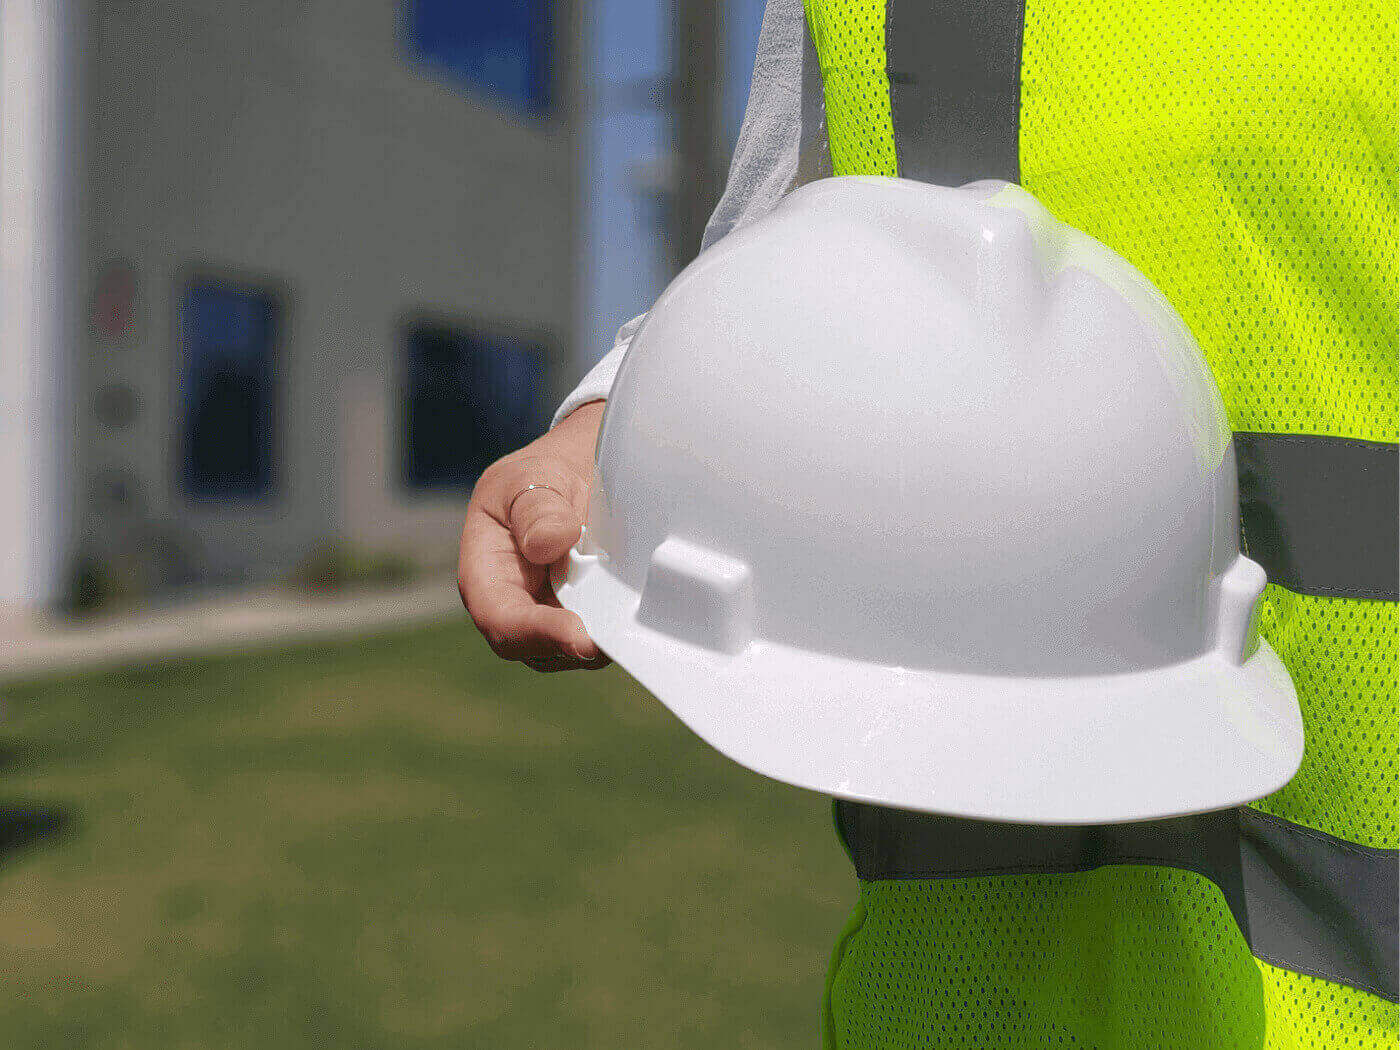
[803,0,896,177]
[826,874,1397,1050]
[1018,0,1398,852]
[827,869,1270,1049]
[1259,963,1400,1050]
[1021,0,1396,438]
[1250,592,1398,846]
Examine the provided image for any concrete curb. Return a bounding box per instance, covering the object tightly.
[0,576,464,684]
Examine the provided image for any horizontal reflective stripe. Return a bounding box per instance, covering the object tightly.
[885,0,1025,185]
[1236,432,1398,601]
[836,800,1399,1001]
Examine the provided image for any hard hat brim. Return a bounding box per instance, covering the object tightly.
[556,552,1304,825]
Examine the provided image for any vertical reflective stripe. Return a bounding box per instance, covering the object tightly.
[884,0,1025,185]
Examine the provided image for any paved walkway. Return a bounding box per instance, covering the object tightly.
[0,577,464,683]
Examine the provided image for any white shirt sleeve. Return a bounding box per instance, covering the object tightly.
[552,0,829,427]
[550,313,646,424]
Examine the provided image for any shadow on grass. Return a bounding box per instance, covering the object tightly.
[0,742,59,774]
[0,803,72,863]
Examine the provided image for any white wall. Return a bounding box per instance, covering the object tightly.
[79,0,581,583]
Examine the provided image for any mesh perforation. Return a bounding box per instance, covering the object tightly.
[827,868,1267,1049]
[1259,964,1400,1049]
[804,0,897,177]
[1252,590,1398,847]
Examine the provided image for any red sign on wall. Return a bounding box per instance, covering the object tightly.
[93,263,136,342]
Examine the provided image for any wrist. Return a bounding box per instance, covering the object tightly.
[556,399,604,429]
[548,400,604,472]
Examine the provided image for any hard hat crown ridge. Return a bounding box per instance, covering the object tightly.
[557,176,1302,825]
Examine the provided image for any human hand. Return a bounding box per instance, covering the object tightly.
[457,401,609,672]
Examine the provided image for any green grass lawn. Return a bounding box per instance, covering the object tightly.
[0,618,853,1049]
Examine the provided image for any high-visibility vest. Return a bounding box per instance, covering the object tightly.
[802,0,1398,1047]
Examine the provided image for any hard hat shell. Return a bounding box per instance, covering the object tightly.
[555,176,1302,825]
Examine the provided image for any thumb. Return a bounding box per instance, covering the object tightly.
[509,485,583,566]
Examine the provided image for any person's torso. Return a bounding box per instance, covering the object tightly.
[803,0,1398,1045]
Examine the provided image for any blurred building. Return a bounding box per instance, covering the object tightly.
[2,0,581,610]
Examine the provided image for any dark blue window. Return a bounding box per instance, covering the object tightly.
[402,322,548,489]
[180,281,278,499]
[408,0,553,115]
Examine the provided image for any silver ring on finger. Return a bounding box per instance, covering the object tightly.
[507,483,568,525]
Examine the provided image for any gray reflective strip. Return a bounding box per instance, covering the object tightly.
[1235,432,1399,602]
[1240,809,1398,999]
[884,0,1025,185]
[836,800,1399,1001]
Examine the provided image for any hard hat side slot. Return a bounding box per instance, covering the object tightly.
[636,536,755,655]
[1214,555,1268,665]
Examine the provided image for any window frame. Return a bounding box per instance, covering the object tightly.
[396,310,556,495]
[401,0,557,119]
[174,271,286,504]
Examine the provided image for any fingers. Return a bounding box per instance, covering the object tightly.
[524,657,572,673]
[458,449,609,671]
[525,651,610,673]
[491,605,611,671]
[479,598,602,663]
[459,525,598,657]
[476,454,587,563]
[507,485,582,566]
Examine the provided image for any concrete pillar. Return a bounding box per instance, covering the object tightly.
[0,0,78,611]
[669,0,727,270]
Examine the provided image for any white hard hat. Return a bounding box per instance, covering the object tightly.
[555,176,1302,825]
